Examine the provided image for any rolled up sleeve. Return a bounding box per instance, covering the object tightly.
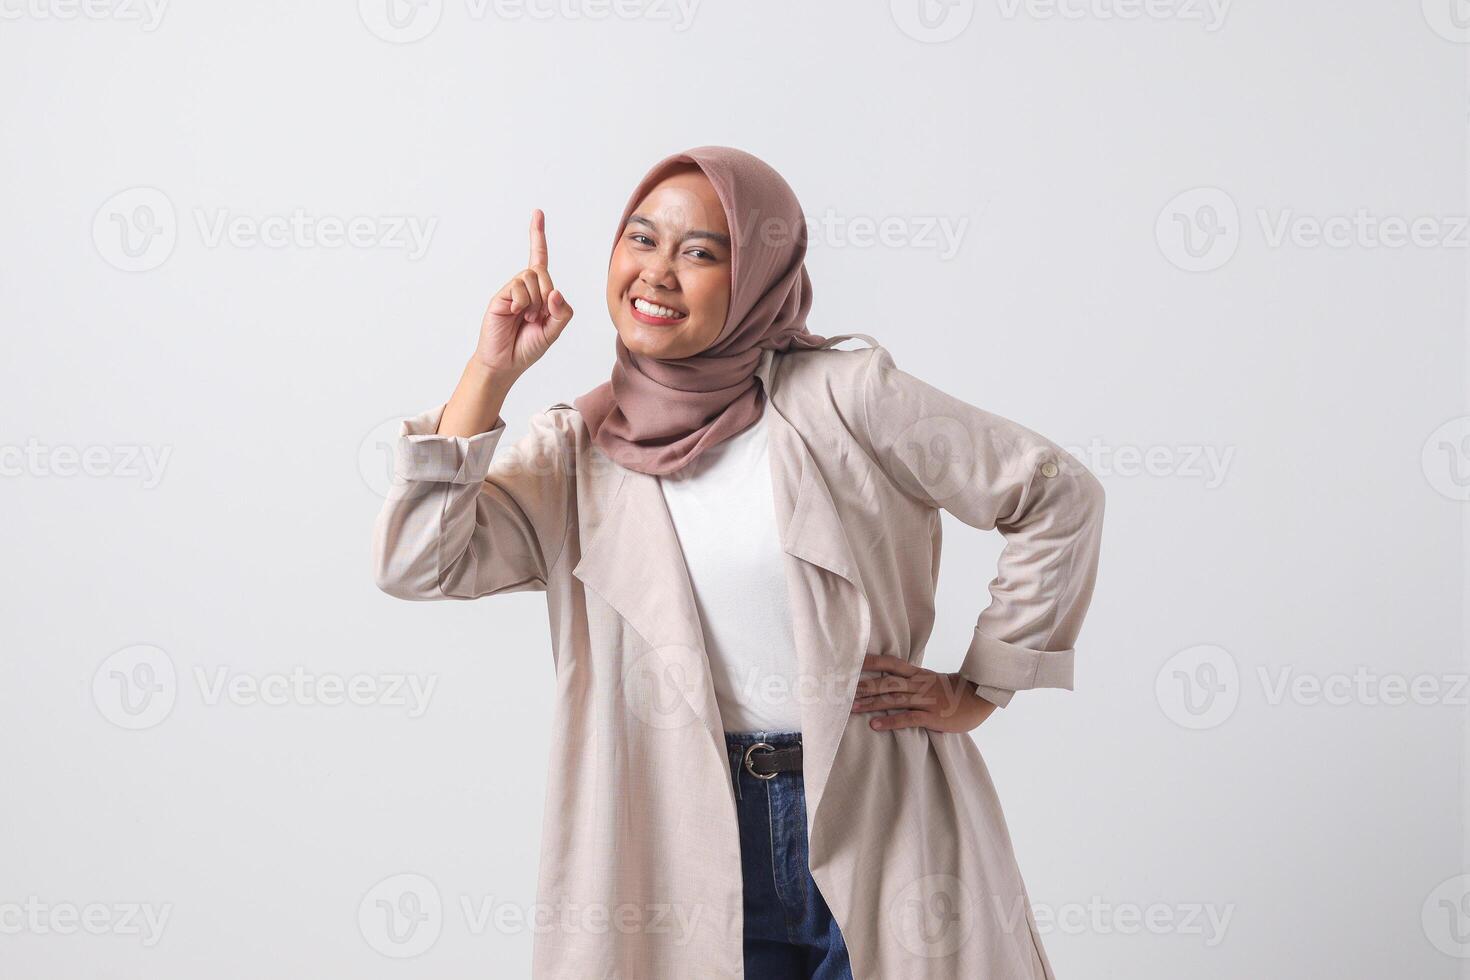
[371,402,574,601]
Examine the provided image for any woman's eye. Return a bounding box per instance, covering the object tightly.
[629,233,654,247]
[688,248,715,261]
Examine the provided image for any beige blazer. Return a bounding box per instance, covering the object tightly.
[371,333,1106,979]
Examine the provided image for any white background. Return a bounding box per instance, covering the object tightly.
[1,1,1465,977]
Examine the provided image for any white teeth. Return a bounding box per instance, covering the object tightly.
[633,298,685,319]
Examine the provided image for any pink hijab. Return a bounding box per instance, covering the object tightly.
[572,146,833,477]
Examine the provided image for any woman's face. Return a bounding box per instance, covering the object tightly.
[606,165,732,359]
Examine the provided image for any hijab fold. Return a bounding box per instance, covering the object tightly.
[572,146,832,477]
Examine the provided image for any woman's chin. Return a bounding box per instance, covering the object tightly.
[618,322,701,359]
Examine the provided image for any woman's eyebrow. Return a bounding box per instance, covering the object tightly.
[627,214,731,248]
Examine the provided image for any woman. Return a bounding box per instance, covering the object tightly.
[371,146,1106,979]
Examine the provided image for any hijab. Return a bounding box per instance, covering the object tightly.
[572,145,833,477]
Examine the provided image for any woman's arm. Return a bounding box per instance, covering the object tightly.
[372,208,578,601]
[371,393,576,601]
[857,346,1106,709]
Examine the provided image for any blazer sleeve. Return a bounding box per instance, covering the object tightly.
[371,402,574,601]
[857,346,1106,708]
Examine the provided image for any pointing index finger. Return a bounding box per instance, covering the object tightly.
[529,208,549,270]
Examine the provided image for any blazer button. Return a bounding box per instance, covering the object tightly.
[1040,461,1059,478]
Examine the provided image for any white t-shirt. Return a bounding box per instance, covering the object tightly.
[656,398,804,734]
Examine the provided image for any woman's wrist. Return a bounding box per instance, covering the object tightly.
[436,359,517,437]
[463,357,519,393]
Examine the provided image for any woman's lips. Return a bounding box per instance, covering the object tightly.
[629,296,687,326]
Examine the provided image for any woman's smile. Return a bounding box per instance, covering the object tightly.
[630,295,688,326]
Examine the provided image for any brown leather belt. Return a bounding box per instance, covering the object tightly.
[741,740,802,779]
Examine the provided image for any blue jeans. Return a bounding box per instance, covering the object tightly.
[725,730,854,980]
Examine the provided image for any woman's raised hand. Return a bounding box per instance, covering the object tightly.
[473,208,575,380]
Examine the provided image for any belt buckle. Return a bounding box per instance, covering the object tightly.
[742,741,779,780]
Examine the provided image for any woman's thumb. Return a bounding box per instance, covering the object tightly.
[546,290,574,336]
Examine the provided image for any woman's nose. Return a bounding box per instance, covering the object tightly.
[638,261,677,289]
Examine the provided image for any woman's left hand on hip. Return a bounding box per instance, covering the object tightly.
[851,653,998,733]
